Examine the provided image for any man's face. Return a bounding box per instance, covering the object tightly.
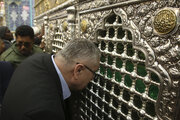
[71,62,100,91]
[5,29,13,41]
[16,36,33,56]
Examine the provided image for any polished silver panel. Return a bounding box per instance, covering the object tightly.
[34,0,180,119]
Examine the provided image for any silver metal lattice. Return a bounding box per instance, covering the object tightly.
[52,26,65,53]
[80,11,161,120]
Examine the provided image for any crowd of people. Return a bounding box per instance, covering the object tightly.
[0,24,100,120]
[0,25,43,68]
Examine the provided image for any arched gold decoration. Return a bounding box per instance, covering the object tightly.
[81,19,88,33]
[154,9,177,35]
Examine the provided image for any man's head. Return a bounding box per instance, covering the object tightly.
[0,26,13,41]
[15,25,34,56]
[55,39,101,91]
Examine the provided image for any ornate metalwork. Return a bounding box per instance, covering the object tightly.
[78,1,179,120]
[56,0,67,5]
[67,6,76,40]
[154,9,177,35]
[62,21,68,31]
[79,0,152,11]
[79,10,112,42]
[34,0,180,120]
[123,2,180,120]
[44,0,50,11]
[34,0,68,16]
[78,6,172,120]
[80,19,88,33]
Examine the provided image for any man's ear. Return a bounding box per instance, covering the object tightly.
[73,64,84,79]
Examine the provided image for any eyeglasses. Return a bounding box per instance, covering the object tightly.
[16,41,32,48]
[77,62,99,80]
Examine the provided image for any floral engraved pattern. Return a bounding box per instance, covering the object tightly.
[122,0,179,119]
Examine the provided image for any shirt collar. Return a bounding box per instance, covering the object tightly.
[51,55,71,100]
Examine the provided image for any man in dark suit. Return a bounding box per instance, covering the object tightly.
[0,61,14,104]
[1,39,100,120]
[0,61,14,118]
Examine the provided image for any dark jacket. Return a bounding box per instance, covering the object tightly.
[0,43,43,68]
[2,53,67,120]
[0,61,14,104]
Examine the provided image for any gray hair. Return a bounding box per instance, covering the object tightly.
[56,39,101,65]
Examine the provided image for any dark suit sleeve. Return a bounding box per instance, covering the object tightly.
[2,54,66,120]
[0,62,14,103]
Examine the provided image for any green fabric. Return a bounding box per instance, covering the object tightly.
[0,43,43,68]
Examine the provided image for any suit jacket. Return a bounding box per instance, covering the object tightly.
[2,53,67,120]
[0,61,14,104]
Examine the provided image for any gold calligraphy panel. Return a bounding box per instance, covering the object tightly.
[34,0,68,16]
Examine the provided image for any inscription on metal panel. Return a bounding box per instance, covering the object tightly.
[154,9,177,35]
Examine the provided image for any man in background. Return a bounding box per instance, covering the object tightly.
[0,39,5,55]
[0,25,43,68]
[33,25,44,47]
[0,26,14,51]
